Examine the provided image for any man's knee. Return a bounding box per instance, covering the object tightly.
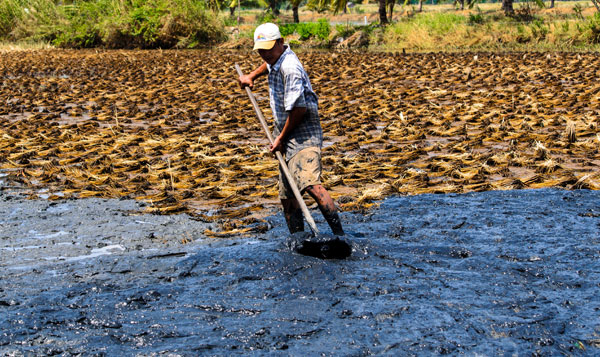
[303,184,323,195]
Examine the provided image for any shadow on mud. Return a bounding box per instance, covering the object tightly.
[1,189,599,355]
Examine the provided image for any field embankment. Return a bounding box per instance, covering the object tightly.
[1,50,599,234]
[2,1,600,51]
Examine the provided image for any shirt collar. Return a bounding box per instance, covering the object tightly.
[268,45,290,73]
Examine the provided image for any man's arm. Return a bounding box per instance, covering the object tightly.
[238,62,268,89]
[270,106,306,153]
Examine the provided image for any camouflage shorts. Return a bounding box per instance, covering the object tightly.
[279,147,322,200]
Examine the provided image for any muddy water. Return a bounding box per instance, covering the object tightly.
[1,188,599,355]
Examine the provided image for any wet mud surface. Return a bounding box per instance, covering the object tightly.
[2,188,600,355]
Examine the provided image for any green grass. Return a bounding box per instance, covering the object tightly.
[377,8,600,52]
[0,0,24,39]
[280,18,331,41]
[1,0,226,48]
[412,12,466,35]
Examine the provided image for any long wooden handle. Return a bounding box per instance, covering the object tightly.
[235,63,319,234]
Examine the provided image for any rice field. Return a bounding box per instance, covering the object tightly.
[1,49,599,235]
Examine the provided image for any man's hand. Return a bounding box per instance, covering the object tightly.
[270,135,284,154]
[238,62,268,90]
[238,74,254,90]
[270,107,307,154]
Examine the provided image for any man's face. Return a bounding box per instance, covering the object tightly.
[258,40,284,66]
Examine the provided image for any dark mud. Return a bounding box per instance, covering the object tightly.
[1,188,600,355]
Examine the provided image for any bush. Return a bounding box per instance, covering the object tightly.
[127,0,167,44]
[582,12,600,44]
[352,5,365,14]
[280,19,330,41]
[53,21,100,48]
[9,0,62,43]
[335,23,356,38]
[0,0,24,39]
[530,18,548,41]
[468,13,484,25]
[51,1,107,48]
[257,9,277,24]
[1,0,226,48]
[169,0,227,48]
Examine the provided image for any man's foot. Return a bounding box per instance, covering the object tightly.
[288,232,351,259]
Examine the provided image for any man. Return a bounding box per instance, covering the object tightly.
[238,22,344,236]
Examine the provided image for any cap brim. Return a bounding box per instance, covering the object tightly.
[253,40,276,51]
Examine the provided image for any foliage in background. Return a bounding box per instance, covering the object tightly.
[3,0,600,50]
[0,0,227,48]
[378,8,600,51]
[307,0,347,14]
[578,12,600,43]
[279,18,331,40]
[0,0,24,39]
[335,23,358,38]
[256,8,278,23]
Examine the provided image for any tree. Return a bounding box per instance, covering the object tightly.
[229,0,237,16]
[387,0,395,21]
[291,0,302,22]
[378,0,389,24]
[267,0,281,15]
[502,0,514,15]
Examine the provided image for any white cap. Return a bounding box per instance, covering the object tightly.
[253,23,281,51]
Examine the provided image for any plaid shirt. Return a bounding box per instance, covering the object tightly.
[267,46,322,160]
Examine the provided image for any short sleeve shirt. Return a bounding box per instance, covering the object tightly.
[267,46,322,160]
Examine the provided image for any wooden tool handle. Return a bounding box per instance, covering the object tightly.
[235,63,319,234]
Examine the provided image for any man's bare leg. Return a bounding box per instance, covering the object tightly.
[281,198,304,234]
[305,184,345,236]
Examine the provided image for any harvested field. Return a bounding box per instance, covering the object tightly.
[1,50,599,233]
